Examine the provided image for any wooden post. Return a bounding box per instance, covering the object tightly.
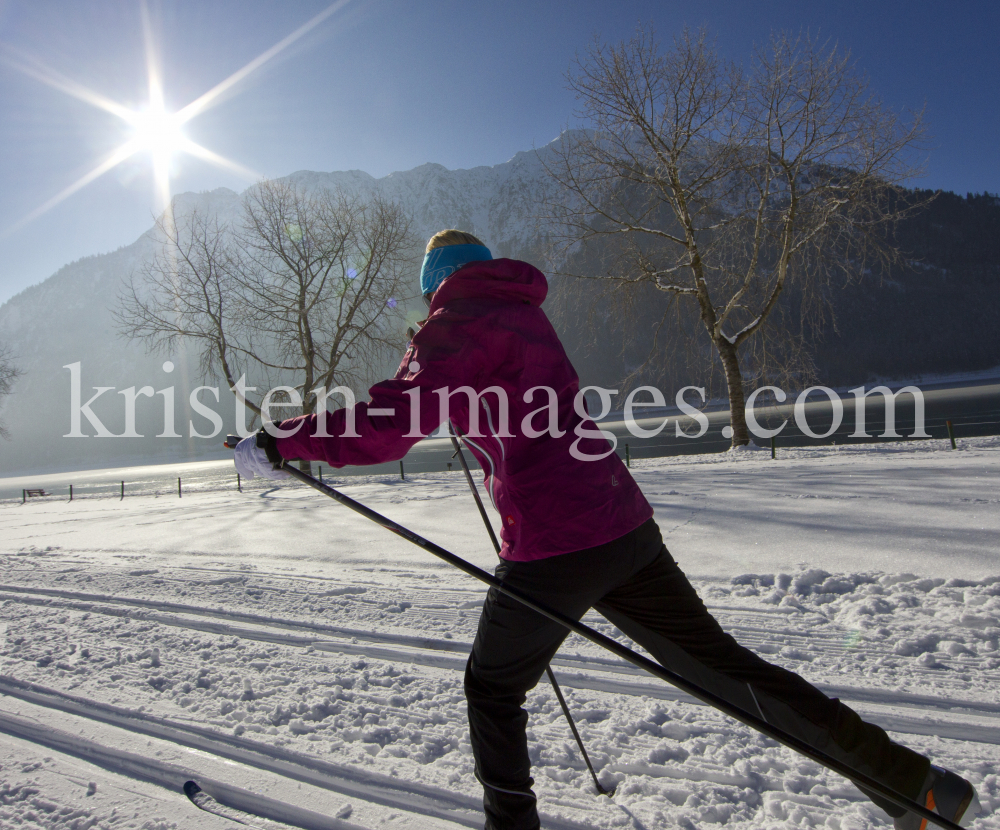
[946,420,956,450]
[400,460,405,481]
[22,489,25,504]
[178,477,182,498]
[237,473,242,492]
[771,436,776,459]
[69,484,73,502]
[318,465,323,483]
[120,481,124,500]
[625,443,630,468]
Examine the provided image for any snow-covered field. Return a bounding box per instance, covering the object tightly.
[0,437,998,829]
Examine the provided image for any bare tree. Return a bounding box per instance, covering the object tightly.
[0,344,21,440]
[117,180,418,470]
[545,28,926,446]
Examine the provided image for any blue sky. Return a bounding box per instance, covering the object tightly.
[0,0,997,305]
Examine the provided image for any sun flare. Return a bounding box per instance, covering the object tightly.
[128,105,187,170]
[2,0,350,234]
[124,101,190,206]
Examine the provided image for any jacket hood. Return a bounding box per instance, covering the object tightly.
[429,258,548,311]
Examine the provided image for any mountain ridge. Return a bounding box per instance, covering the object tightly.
[1,139,998,474]
[0,138,565,472]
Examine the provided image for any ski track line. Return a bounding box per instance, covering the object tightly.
[3,581,999,735]
[0,675,596,830]
[0,582,474,657]
[0,673,868,822]
[0,707,365,830]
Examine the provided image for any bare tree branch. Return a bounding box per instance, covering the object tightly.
[542,26,928,446]
[0,343,22,440]
[115,180,420,469]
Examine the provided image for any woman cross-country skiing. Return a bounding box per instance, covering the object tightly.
[235,230,981,830]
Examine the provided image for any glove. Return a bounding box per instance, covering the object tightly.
[234,431,290,481]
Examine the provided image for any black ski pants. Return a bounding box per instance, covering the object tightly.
[464,518,929,829]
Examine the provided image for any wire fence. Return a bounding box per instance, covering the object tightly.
[1,457,473,505]
[4,408,998,505]
[614,408,1000,460]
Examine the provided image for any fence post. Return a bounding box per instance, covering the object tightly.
[22,489,25,504]
[318,465,323,483]
[771,436,776,459]
[178,477,182,498]
[237,473,241,492]
[625,443,630,468]
[121,481,124,501]
[946,420,956,450]
[69,484,73,502]
[400,461,405,481]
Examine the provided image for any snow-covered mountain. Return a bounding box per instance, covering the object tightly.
[0,141,567,474]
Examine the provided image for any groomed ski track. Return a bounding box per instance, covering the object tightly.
[2,580,999,746]
[0,706,367,830]
[2,441,999,828]
[1,558,998,828]
[0,674,499,829]
[0,693,478,830]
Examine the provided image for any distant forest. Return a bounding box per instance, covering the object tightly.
[547,189,1000,394]
[818,190,1000,384]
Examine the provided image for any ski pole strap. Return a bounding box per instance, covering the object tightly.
[275,461,962,830]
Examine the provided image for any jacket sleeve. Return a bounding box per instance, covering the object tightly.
[274,312,487,468]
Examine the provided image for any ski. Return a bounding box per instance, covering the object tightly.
[183,780,267,829]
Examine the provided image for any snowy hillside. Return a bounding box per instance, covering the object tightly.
[0,437,997,828]
[0,141,566,475]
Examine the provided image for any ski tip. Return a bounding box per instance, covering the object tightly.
[183,780,202,798]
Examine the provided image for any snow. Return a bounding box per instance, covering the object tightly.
[0,138,569,474]
[0,437,997,828]
[0,731,221,830]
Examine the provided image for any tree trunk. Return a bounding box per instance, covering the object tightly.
[298,399,313,476]
[717,339,750,448]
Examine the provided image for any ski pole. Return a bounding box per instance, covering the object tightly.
[447,421,613,798]
[224,437,961,830]
[447,421,501,553]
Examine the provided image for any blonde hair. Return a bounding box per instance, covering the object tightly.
[426,229,485,254]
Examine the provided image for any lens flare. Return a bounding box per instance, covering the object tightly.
[1,0,350,235]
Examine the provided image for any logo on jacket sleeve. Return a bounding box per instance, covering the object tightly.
[611,475,619,487]
[506,515,516,526]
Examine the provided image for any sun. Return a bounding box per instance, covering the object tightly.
[129,104,187,173]
[123,96,192,205]
[2,0,350,233]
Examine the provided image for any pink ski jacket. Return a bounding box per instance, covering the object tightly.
[275,258,653,561]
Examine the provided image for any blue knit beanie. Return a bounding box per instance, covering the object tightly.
[419,243,492,296]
